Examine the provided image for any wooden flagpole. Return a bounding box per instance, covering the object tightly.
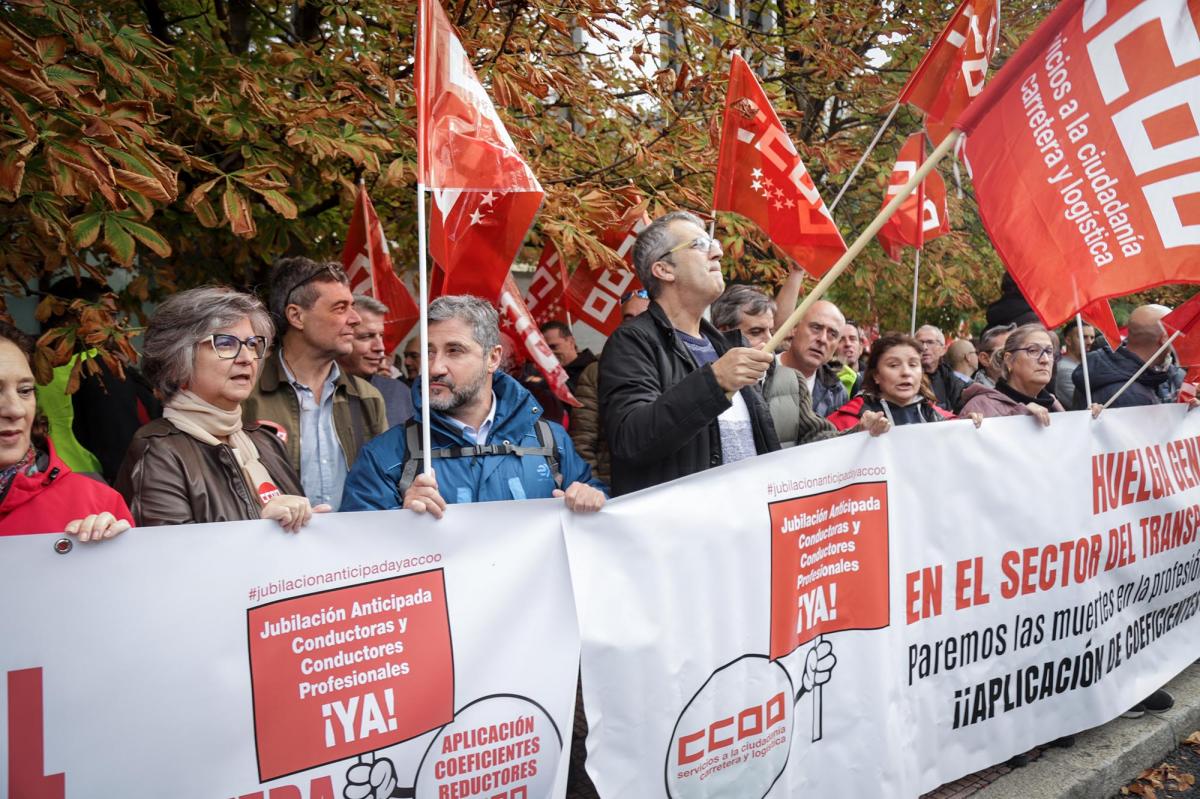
[909,249,921,336]
[762,130,962,354]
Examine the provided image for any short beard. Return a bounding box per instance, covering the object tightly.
[428,365,491,413]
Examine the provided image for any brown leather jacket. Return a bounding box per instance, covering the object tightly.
[115,418,304,526]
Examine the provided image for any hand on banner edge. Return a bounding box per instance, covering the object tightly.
[1090,403,1104,420]
[64,512,130,542]
[966,412,984,428]
[1025,403,1052,427]
[853,410,891,437]
[262,494,317,533]
[555,482,606,513]
[403,470,447,519]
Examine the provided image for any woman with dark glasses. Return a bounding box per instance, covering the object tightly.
[116,288,325,530]
[960,323,1065,425]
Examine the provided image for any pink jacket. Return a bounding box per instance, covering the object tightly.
[959,382,1065,418]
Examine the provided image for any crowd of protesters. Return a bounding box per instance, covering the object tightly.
[1,208,1191,530]
[0,210,1192,766]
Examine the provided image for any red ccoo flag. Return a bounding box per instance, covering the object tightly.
[524,242,570,327]
[342,184,419,352]
[497,274,580,407]
[1163,292,1200,369]
[956,0,1200,330]
[417,0,543,302]
[899,0,1000,147]
[565,192,649,336]
[876,132,952,261]
[714,54,847,276]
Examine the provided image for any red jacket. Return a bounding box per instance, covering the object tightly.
[0,444,133,536]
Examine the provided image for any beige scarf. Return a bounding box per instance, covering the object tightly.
[163,390,280,507]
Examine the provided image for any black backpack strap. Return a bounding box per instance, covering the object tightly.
[397,421,424,499]
[533,419,563,489]
[396,419,564,498]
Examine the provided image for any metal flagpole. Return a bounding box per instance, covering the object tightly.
[1076,313,1093,409]
[1100,331,1181,411]
[909,249,921,337]
[416,0,433,475]
[828,104,899,212]
[762,131,961,354]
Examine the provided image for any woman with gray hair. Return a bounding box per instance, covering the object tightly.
[960,323,1066,425]
[116,287,323,530]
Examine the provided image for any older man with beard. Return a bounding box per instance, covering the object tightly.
[340,294,606,514]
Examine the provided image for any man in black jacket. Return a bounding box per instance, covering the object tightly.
[916,324,964,413]
[598,210,780,497]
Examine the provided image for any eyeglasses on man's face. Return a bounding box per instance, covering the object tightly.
[658,234,720,263]
[203,333,268,360]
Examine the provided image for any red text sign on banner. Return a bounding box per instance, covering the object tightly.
[246,571,454,781]
[958,0,1200,328]
[768,482,891,659]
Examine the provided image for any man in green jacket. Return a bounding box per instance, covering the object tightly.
[242,257,387,511]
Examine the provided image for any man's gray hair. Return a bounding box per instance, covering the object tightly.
[632,210,706,299]
[979,322,1017,353]
[428,295,500,352]
[916,324,945,344]
[353,294,389,317]
[142,286,274,403]
[710,284,775,332]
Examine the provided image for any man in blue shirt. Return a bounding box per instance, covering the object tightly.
[341,295,606,515]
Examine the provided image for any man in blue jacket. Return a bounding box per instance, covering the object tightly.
[341,294,606,515]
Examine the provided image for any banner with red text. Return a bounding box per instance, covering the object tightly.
[0,501,577,798]
[957,0,1200,329]
[566,406,1200,797]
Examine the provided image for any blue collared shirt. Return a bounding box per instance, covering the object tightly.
[441,392,498,445]
[280,356,348,510]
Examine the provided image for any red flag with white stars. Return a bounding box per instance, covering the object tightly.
[418,0,543,301]
[341,184,419,352]
[713,54,846,276]
[899,0,1000,146]
[876,133,951,261]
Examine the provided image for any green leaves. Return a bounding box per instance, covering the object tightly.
[72,209,172,265]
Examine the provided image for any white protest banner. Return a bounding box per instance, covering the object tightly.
[1,500,578,799]
[566,406,1200,798]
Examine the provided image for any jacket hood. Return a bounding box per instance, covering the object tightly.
[411,371,543,444]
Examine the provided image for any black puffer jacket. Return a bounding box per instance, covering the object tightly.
[598,302,780,497]
[1071,345,1176,409]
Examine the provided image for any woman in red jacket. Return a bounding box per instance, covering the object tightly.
[0,322,132,538]
[829,333,983,429]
